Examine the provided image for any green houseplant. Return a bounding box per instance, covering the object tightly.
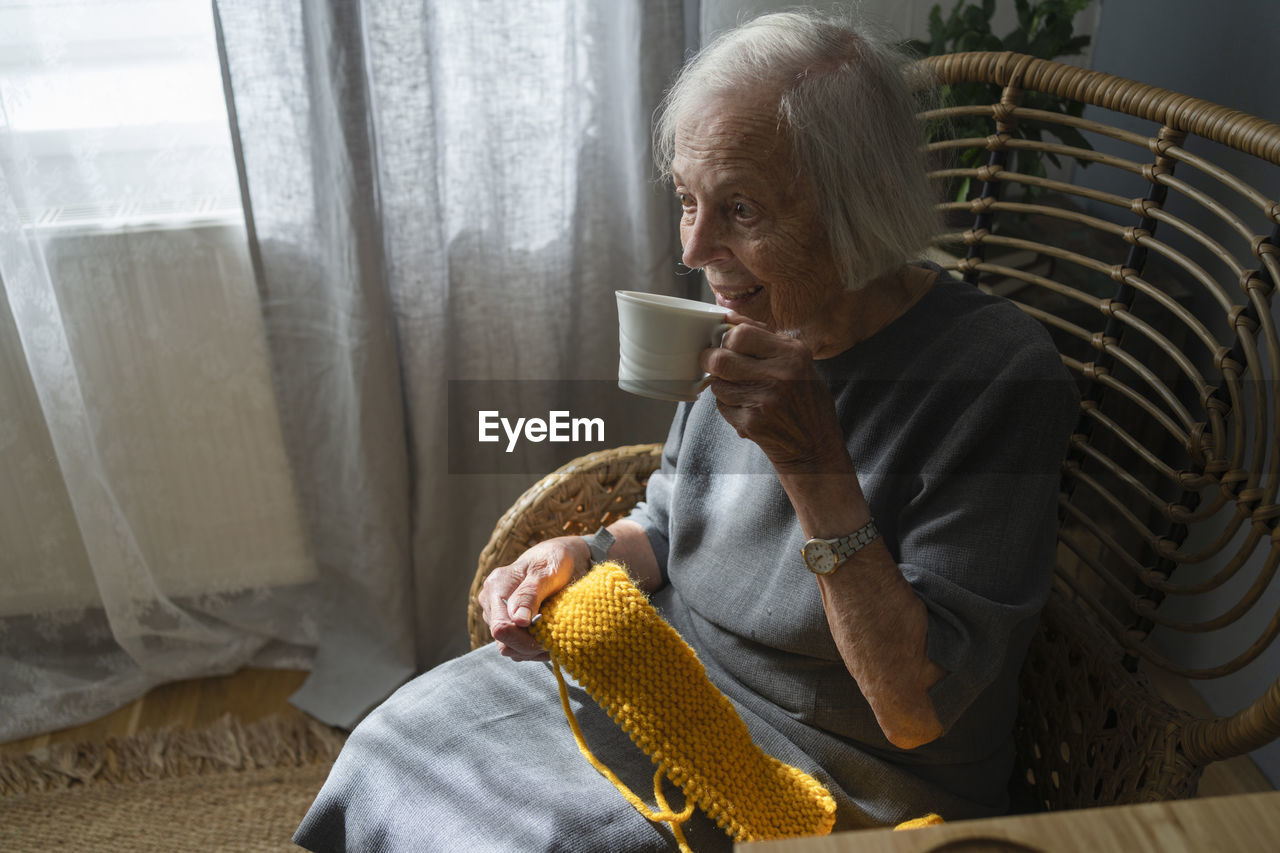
[907,0,1096,202]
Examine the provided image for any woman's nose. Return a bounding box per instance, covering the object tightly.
[681,212,730,269]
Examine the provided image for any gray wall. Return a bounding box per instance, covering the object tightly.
[1090,0,1279,123]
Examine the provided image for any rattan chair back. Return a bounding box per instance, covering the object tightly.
[472,52,1280,811]
[914,51,1280,807]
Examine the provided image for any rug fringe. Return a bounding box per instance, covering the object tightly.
[0,713,347,796]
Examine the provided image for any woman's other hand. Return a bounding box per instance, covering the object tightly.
[700,313,847,473]
[479,536,589,661]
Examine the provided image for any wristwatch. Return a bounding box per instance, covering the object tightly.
[801,519,879,575]
[583,526,615,565]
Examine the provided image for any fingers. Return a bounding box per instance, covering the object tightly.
[488,592,545,660]
[479,564,539,659]
[707,377,766,410]
[721,310,768,330]
[701,326,810,384]
[503,577,541,627]
[696,316,842,466]
[479,538,582,661]
[503,549,572,624]
[495,642,550,663]
[493,608,550,662]
[720,319,797,357]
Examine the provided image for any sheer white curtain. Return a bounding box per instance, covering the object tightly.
[213,0,689,725]
[0,0,317,740]
[0,0,689,738]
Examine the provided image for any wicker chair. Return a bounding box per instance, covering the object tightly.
[471,53,1280,812]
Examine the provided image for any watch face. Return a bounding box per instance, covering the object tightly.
[802,540,838,575]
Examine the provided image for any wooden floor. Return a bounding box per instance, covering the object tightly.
[1,667,1273,798]
[0,668,310,757]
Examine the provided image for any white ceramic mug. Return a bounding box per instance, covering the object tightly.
[615,290,731,402]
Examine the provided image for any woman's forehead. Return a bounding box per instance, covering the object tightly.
[671,97,791,182]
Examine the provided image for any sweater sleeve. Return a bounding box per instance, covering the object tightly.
[895,341,1079,732]
[623,402,693,584]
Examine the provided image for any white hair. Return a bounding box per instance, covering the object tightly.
[654,8,939,291]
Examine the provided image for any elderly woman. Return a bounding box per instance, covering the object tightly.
[296,10,1078,852]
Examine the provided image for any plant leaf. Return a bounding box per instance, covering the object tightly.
[928,5,945,44]
[1015,0,1032,30]
[1060,34,1092,56]
[962,4,992,34]
[1049,124,1091,153]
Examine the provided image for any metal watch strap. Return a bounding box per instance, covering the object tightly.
[583,526,615,565]
[831,519,879,562]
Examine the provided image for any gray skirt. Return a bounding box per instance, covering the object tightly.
[292,585,966,852]
[293,639,746,851]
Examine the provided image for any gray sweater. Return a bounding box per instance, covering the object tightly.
[630,268,1079,824]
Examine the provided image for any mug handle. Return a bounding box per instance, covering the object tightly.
[709,321,732,348]
[693,322,733,395]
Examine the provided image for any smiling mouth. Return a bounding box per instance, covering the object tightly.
[713,285,763,303]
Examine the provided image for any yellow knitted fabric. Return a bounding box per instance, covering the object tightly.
[530,563,837,847]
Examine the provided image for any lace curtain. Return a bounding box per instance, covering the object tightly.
[2,0,688,737]
[0,0,317,739]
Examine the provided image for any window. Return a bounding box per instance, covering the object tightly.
[0,0,242,231]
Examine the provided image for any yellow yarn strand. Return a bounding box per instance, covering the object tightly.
[549,660,696,851]
[531,563,837,845]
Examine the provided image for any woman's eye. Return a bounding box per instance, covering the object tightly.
[733,201,756,218]
[677,192,693,207]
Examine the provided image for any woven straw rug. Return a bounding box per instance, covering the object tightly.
[0,714,346,852]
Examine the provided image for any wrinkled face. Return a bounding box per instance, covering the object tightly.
[671,95,843,336]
